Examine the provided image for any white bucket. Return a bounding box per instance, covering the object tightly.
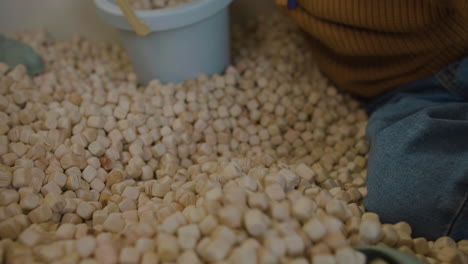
[94,0,232,84]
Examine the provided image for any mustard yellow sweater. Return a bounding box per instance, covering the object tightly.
[282,0,468,98]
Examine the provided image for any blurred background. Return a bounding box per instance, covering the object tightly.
[0,0,277,42]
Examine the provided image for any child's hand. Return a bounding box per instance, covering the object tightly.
[0,35,45,76]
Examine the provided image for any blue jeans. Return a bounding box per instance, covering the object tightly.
[364,57,468,241]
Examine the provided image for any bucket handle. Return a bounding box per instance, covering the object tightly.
[115,0,150,37]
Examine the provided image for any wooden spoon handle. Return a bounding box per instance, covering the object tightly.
[115,0,151,37]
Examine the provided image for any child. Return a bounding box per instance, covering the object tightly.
[281,0,468,240]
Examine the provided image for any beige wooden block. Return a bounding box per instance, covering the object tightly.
[182,205,205,224]
[382,224,399,247]
[212,225,237,245]
[177,191,196,207]
[14,213,30,232]
[82,166,97,183]
[95,243,118,264]
[336,247,366,264]
[294,163,316,182]
[48,172,67,188]
[160,211,186,234]
[87,116,106,129]
[103,213,125,233]
[244,209,268,237]
[361,212,380,222]
[151,179,172,198]
[345,216,361,235]
[393,221,412,236]
[0,217,23,239]
[141,165,154,180]
[257,247,278,264]
[311,163,330,184]
[18,225,43,247]
[434,236,457,249]
[222,186,247,206]
[312,255,337,264]
[65,174,81,191]
[76,179,90,192]
[88,141,105,157]
[111,181,127,195]
[237,175,258,192]
[0,189,19,206]
[92,210,108,226]
[41,181,62,196]
[35,242,66,262]
[292,196,317,221]
[120,247,141,264]
[218,204,242,228]
[61,198,78,214]
[303,217,327,242]
[122,186,141,200]
[106,170,124,187]
[265,183,285,201]
[264,234,286,258]
[12,168,31,188]
[425,257,438,264]
[43,193,66,213]
[178,250,201,264]
[25,143,48,161]
[247,192,268,210]
[264,173,286,189]
[103,202,120,215]
[397,232,413,248]
[359,219,383,244]
[122,210,139,223]
[28,204,52,223]
[75,223,89,239]
[62,213,83,224]
[197,237,232,262]
[457,240,468,254]
[60,153,85,170]
[76,202,96,220]
[66,167,82,178]
[325,199,350,221]
[177,224,201,250]
[5,202,22,218]
[157,233,179,262]
[279,168,300,191]
[141,252,159,264]
[133,237,154,254]
[324,231,348,250]
[90,178,105,192]
[18,186,34,198]
[269,201,289,221]
[205,187,222,201]
[228,241,258,264]
[413,237,429,255]
[436,247,462,263]
[0,165,12,187]
[284,234,305,256]
[1,153,18,167]
[118,198,136,212]
[199,214,218,236]
[11,138,30,154]
[56,223,76,240]
[287,190,303,202]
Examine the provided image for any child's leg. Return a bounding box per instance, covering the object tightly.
[364,58,468,241]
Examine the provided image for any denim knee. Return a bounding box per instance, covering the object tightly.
[365,103,468,241]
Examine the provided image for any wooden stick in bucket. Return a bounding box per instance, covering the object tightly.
[115,0,151,37]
